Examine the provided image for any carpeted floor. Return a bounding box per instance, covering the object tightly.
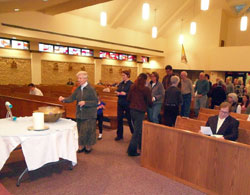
[0,123,205,195]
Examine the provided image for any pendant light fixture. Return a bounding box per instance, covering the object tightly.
[152,9,157,38]
[100,11,107,26]
[190,0,197,35]
[201,0,209,11]
[190,22,196,35]
[240,15,248,31]
[142,3,150,20]
[179,34,184,45]
[179,19,184,45]
[152,26,157,38]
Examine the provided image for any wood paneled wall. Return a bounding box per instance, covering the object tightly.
[141,121,250,194]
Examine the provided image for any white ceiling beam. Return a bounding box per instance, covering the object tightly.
[39,0,113,15]
[109,0,134,28]
[158,0,192,36]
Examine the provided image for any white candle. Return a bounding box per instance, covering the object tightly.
[33,112,44,130]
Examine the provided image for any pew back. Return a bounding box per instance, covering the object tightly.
[141,121,250,194]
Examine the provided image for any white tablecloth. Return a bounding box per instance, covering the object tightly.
[0,117,78,171]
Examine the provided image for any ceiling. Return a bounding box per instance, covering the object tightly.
[0,0,250,37]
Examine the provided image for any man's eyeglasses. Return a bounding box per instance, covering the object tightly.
[220,110,229,114]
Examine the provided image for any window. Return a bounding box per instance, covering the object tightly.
[0,38,11,48]
[39,43,53,53]
[68,47,81,56]
[141,56,149,63]
[82,49,93,56]
[54,45,68,54]
[11,40,29,50]
[100,51,137,62]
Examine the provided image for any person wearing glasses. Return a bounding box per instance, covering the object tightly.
[205,102,239,141]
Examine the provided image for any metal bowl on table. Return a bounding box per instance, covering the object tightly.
[35,106,65,122]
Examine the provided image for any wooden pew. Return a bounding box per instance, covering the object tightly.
[0,94,64,118]
[141,121,250,194]
[0,85,119,129]
[175,116,250,145]
[200,107,249,120]
[200,107,219,115]
[197,112,212,121]
[175,116,206,132]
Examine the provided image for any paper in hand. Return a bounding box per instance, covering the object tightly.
[200,126,213,136]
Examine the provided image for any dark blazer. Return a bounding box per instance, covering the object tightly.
[206,115,239,141]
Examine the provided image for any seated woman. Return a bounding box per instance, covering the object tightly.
[227,93,240,113]
[237,95,249,114]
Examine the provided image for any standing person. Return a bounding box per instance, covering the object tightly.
[234,79,244,102]
[115,70,134,141]
[205,74,212,91]
[210,80,226,109]
[127,73,152,156]
[163,76,183,126]
[245,79,250,96]
[28,83,43,96]
[97,94,106,140]
[180,71,194,117]
[59,71,98,153]
[162,65,174,90]
[147,72,164,124]
[225,77,234,95]
[194,72,209,117]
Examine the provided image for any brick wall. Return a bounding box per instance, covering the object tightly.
[0,57,31,84]
[101,65,138,84]
[41,60,95,85]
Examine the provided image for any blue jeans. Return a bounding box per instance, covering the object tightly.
[181,93,191,117]
[147,103,162,124]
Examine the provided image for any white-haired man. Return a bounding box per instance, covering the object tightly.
[59,71,98,153]
[180,71,193,117]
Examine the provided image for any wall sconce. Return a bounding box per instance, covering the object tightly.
[81,66,86,71]
[68,64,73,71]
[11,60,17,69]
[109,68,113,73]
[53,63,59,71]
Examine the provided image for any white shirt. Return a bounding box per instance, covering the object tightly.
[29,87,43,96]
[216,116,226,133]
[81,82,88,90]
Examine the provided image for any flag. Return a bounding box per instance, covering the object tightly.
[181,44,187,63]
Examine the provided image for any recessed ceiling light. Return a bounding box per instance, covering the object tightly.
[84,47,87,48]
[12,37,16,39]
[56,43,60,45]
[43,0,48,2]
[14,8,20,12]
